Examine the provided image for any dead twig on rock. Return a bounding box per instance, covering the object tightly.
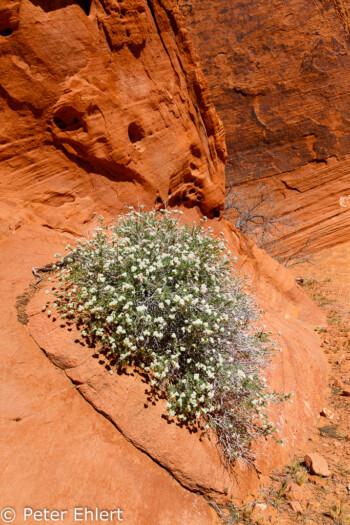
[225,183,318,268]
[31,252,76,286]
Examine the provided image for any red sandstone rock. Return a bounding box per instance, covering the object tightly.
[308,475,327,487]
[0,230,219,525]
[320,408,335,420]
[0,0,226,231]
[0,0,328,520]
[179,0,350,253]
[304,453,331,477]
[0,0,227,522]
[288,501,303,514]
[284,482,308,502]
[26,215,328,505]
[250,503,277,524]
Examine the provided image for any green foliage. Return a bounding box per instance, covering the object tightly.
[328,502,349,525]
[52,208,289,463]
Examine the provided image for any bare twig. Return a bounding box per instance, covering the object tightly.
[31,251,76,286]
[225,183,318,268]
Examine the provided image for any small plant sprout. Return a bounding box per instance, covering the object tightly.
[52,208,290,464]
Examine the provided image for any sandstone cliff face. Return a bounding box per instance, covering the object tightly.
[0,1,224,522]
[0,0,226,230]
[179,0,350,253]
[0,0,327,522]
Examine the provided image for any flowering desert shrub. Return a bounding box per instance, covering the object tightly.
[52,208,287,463]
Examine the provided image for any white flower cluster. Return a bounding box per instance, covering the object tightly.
[52,208,289,464]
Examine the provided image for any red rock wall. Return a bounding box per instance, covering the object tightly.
[0,1,226,522]
[0,0,226,230]
[179,0,350,253]
[0,0,327,521]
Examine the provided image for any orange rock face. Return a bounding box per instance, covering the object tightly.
[25,214,328,507]
[0,0,226,229]
[0,0,328,521]
[0,1,225,522]
[179,0,350,253]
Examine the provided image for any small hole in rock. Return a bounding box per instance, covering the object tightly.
[0,28,13,37]
[189,189,196,195]
[126,29,131,37]
[128,122,145,143]
[190,162,198,170]
[79,0,91,15]
[211,207,221,219]
[190,144,202,158]
[169,194,181,206]
[53,107,83,132]
[53,117,67,130]
[30,0,91,15]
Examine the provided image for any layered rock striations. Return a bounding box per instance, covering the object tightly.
[0,0,226,230]
[0,0,327,522]
[26,213,328,507]
[179,0,350,254]
[0,1,226,522]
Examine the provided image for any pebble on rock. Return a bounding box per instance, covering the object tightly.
[304,453,331,477]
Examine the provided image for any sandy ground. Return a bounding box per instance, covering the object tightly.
[234,242,350,524]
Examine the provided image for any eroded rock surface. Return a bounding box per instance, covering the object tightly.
[0,0,327,521]
[0,0,226,230]
[0,0,226,522]
[179,0,350,253]
[26,213,328,506]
